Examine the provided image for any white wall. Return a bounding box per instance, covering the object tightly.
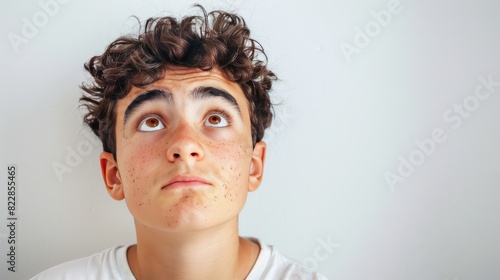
[1,0,500,279]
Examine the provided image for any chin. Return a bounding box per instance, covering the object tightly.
[160,208,240,234]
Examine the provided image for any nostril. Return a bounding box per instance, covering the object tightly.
[190,152,198,157]
[173,153,180,159]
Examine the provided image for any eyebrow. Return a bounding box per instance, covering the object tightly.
[123,89,172,126]
[191,86,241,116]
[122,86,242,127]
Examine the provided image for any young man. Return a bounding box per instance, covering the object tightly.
[32,5,327,280]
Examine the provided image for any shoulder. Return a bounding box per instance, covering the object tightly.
[29,245,134,280]
[247,239,328,280]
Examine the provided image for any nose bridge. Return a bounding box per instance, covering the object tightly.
[173,120,196,143]
[167,118,204,161]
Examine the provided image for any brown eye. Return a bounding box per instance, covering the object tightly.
[204,113,229,127]
[208,115,221,125]
[146,118,160,127]
[139,116,165,132]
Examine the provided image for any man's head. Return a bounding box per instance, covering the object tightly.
[79,5,276,232]
[80,5,276,159]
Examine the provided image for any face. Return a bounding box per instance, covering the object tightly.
[99,67,266,233]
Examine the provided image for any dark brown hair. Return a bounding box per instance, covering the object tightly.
[80,5,276,158]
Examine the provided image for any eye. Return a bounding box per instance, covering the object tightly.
[138,116,165,132]
[204,112,229,127]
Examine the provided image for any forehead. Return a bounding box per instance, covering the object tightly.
[130,67,242,96]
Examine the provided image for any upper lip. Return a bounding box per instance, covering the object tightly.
[163,175,211,188]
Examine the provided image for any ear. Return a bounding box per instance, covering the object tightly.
[248,141,266,192]
[99,152,125,201]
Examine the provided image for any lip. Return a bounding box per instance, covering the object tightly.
[162,175,211,190]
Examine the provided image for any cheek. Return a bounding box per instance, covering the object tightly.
[211,138,252,169]
[118,141,165,199]
[209,139,254,202]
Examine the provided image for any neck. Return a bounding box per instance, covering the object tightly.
[127,218,259,280]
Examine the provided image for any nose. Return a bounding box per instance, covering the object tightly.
[166,122,205,163]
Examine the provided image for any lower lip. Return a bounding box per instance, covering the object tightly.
[163,181,210,190]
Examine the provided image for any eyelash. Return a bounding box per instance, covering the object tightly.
[136,108,233,130]
[136,112,164,131]
[205,108,232,126]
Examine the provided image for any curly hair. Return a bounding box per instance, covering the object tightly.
[80,5,276,159]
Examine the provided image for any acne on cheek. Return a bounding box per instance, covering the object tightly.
[212,137,252,155]
[220,142,252,203]
[122,143,159,203]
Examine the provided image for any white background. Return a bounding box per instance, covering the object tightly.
[1,0,500,279]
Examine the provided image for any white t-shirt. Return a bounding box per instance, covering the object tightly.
[30,240,328,280]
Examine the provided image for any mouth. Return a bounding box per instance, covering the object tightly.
[162,175,211,190]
